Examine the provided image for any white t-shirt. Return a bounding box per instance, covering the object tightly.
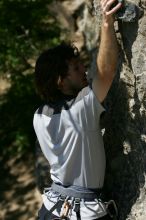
[33,86,107,219]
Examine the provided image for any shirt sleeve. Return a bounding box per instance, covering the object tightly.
[70,86,105,130]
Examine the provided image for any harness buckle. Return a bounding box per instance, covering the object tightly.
[59,195,66,201]
[106,200,118,218]
[73,198,80,213]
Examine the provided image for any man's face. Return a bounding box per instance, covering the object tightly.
[62,58,88,95]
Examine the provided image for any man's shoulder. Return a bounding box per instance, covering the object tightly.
[34,97,75,117]
[34,86,92,117]
[75,86,91,103]
[34,104,55,117]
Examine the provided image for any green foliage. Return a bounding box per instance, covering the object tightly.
[0,73,41,156]
[0,0,61,72]
[0,0,61,156]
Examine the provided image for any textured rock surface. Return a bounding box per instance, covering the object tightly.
[36,0,146,219]
[89,1,146,219]
[92,1,146,219]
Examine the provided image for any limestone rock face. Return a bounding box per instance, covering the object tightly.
[36,1,146,219]
[91,1,146,220]
[89,1,146,219]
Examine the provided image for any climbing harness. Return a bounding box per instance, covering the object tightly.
[105,200,118,219]
[43,183,118,220]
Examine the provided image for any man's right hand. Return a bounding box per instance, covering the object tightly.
[100,0,122,26]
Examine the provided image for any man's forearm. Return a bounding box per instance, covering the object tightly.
[92,0,122,102]
[97,18,119,80]
[97,0,122,80]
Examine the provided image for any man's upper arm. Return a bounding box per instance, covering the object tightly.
[92,73,114,103]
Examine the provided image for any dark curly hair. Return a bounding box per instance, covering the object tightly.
[35,42,79,102]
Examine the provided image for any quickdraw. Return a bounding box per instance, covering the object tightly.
[60,200,71,219]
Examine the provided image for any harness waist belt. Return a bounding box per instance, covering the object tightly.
[51,182,102,200]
